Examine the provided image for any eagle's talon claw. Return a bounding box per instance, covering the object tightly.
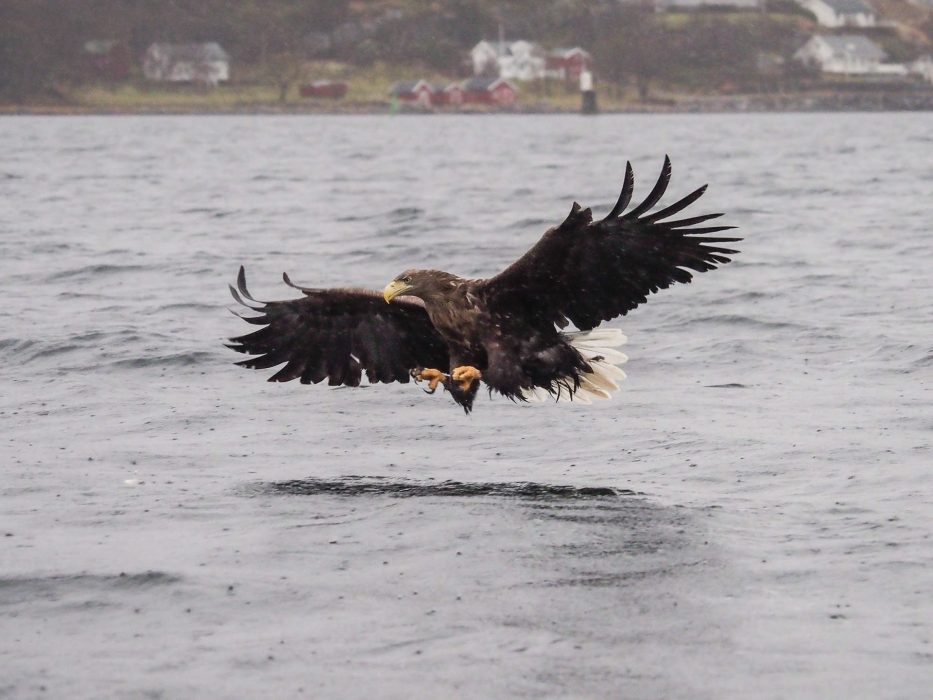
[412,367,448,394]
[451,365,482,391]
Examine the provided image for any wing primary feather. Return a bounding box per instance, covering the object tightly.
[229,307,268,324]
[229,284,263,310]
[604,161,634,220]
[282,271,316,294]
[624,155,672,220]
[236,266,261,303]
[661,212,724,228]
[681,225,738,235]
[641,184,708,223]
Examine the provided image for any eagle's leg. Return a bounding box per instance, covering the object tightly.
[451,366,482,392]
[411,367,448,394]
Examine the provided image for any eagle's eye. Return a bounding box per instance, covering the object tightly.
[403,275,412,284]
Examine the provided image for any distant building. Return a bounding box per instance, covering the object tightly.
[82,40,130,80]
[461,77,518,105]
[143,43,230,86]
[431,83,465,106]
[794,35,906,75]
[299,81,348,99]
[911,56,933,84]
[796,0,877,27]
[470,40,546,81]
[545,48,593,83]
[389,80,435,107]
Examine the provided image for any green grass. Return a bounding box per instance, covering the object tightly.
[72,82,283,110]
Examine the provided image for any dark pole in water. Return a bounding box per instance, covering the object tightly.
[580,69,597,114]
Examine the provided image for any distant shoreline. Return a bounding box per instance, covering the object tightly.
[4,92,933,115]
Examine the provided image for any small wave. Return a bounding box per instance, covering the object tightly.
[110,351,215,369]
[335,213,379,222]
[7,329,168,365]
[156,302,218,312]
[386,206,424,222]
[721,290,770,302]
[56,291,110,300]
[0,571,180,604]
[674,314,806,331]
[0,338,37,353]
[912,351,933,369]
[508,217,551,230]
[47,263,147,281]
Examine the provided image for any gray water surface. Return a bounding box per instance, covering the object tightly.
[1,114,931,699]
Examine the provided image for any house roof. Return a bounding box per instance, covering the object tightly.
[550,47,592,59]
[147,42,229,61]
[817,0,875,14]
[389,80,431,95]
[472,40,541,58]
[818,34,886,60]
[83,39,120,55]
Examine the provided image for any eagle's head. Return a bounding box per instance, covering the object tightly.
[383,269,458,304]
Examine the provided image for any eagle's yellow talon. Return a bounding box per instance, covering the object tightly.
[412,367,448,394]
[451,365,482,391]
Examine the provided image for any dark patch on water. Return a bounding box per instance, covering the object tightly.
[0,571,180,605]
[245,476,635,500]
[683,314,805,330]
[47,263,147,281]
[386,206,424,223]
[508,217,551,230]
[705,383,748,389]
[110,351,216,369]
[546,562,704,588]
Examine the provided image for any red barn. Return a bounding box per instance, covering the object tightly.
[430,83,465,106]
[300,81,348,99]
[546,48,593,84]
[461,77,518,105]
[389,80,435,107]
[444,83,465,106]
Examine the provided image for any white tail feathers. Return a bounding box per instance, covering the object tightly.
[520,328,628,404]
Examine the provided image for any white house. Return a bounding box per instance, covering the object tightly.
[911,56,933,84]
[794,35,909,77]
[793,34,905,75]
[470,40,546,81]
[796,0,876,27]
[143,43,230,85]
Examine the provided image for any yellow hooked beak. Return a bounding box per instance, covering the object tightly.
[383,280,411,303]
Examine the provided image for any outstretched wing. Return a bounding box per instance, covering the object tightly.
[227,267,449,386]
[480,157,741,331]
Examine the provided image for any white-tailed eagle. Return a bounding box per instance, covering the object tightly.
[228,158,740,412]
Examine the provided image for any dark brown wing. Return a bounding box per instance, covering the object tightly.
[480,157,741,331]
[227,267,449,386]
